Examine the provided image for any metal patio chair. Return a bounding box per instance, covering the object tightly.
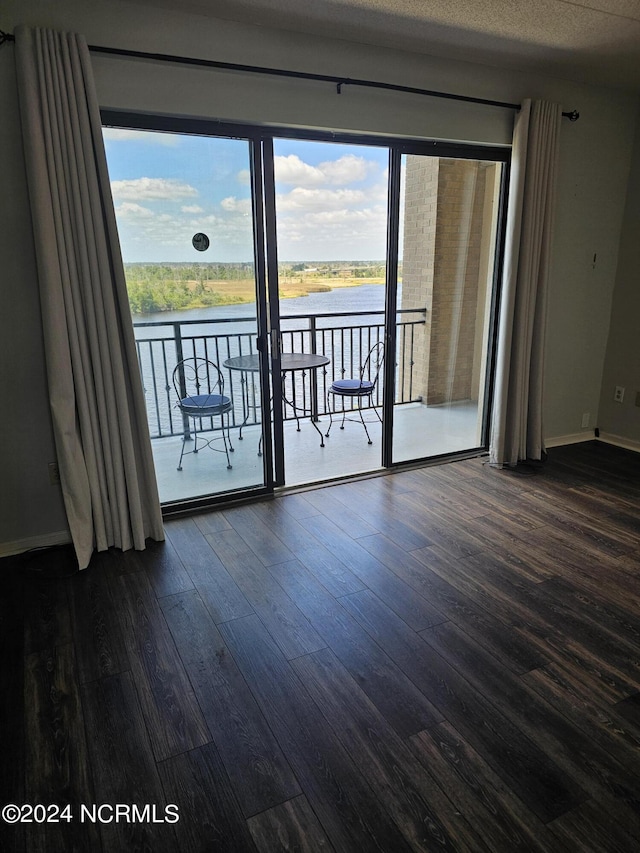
[172,357,234,470]
[325,341,385,445]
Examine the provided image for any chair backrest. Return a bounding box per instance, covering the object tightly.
[172,357,225,403]
[360,341,385,388]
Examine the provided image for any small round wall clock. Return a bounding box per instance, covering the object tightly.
[192,232,210,252]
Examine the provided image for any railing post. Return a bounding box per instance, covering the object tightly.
[309,315,321,422]
[174,322,191,440]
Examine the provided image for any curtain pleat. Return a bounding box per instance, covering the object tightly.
[15,25,165,569]
[490,99,562,467]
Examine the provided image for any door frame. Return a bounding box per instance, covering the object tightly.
[101,109,511,505]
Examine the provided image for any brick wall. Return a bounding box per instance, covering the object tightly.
[401,157,495,406]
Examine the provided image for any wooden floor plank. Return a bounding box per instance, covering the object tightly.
[292,646,484,853]
[300,513,442,630]
[407,544,548,673]
[219,614,415,853]
[206,528,326,660]
[462,550,640,690]
[301,487,381,539]
[327,480,436,550]
[247,795,333,853]
[362,533,544,673]
[160,589,301,815]
[419,545,640,702]
[614,693,640,732]
[158,742,260,852]
[269,558,443,736]
[250,501,365,597]
[24,644,101,853]
[115,571,210,761]
[66,565,129,684]
[221,504,296,566]
[356,534,446,628]
[422,621,640,815]
[340,588,586,823]
[395,494,492,560]
[410,723,562,853]
[549,797,640,853]
[81,672,177,853]
[522,664,640,773]
[122,537,194,599]
[164,517,253,623]
[23,557,73,654]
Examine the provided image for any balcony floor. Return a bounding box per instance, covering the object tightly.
[151,400,483,504]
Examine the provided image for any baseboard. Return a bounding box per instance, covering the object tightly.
[597,432,640,453]
[544,431,595,448]
[0,530,72,560]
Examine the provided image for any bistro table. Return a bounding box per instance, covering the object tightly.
[223,352,330,449]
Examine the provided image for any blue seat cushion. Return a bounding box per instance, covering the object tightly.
[179,394,231,414]
[330,379,374,396]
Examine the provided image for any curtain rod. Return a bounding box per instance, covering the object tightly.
[0,30,580,121]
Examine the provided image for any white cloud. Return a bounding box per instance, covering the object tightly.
[274,153,374,187]
[110,177,198,201]
[220,196,252,214]
[274,155,325,187]
[319,154,373,185]
[276,187,367,212]
[115,202,155,219]
[102,128,179,146]
[181,205,204,213]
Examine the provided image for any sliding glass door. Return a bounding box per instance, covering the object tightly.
[103,114,508,506]
[387,149,506,465]
[103,127,273,506]
[270,137,389,485]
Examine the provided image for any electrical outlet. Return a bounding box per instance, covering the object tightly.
[581,412,590,429]
[48,462,60,485]
[614,386,625,403]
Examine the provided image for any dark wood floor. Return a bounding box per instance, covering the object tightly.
[2,441,640,852]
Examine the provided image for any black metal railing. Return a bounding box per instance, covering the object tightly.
[133,308,425,440]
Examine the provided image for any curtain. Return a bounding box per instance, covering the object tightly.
[490,99,562,467]
[15,25,165,569]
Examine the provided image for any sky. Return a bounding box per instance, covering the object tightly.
[102,129,390,263]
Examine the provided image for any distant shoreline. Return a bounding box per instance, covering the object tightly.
[125,264,387,315]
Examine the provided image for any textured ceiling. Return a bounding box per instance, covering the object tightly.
[130,0,640,91]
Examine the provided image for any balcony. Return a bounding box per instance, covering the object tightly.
[134,308,483,502]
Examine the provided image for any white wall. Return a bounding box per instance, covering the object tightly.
[1,0,638,552]
[598,111,640,449]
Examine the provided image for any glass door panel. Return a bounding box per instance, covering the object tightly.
[103,128,271,504]
[392,154,503,463]
[271,138,389,485]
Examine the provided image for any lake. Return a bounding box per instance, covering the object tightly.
[131,282,388,339]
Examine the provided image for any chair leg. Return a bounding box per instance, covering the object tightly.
[325,391,334,438]
[226,417,235,453]
[220,413,233,469]
[177,417,192,470]
[358,398,373,444]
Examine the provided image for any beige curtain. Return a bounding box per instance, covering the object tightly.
[490,99,562,467]
[15,25,164,569]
